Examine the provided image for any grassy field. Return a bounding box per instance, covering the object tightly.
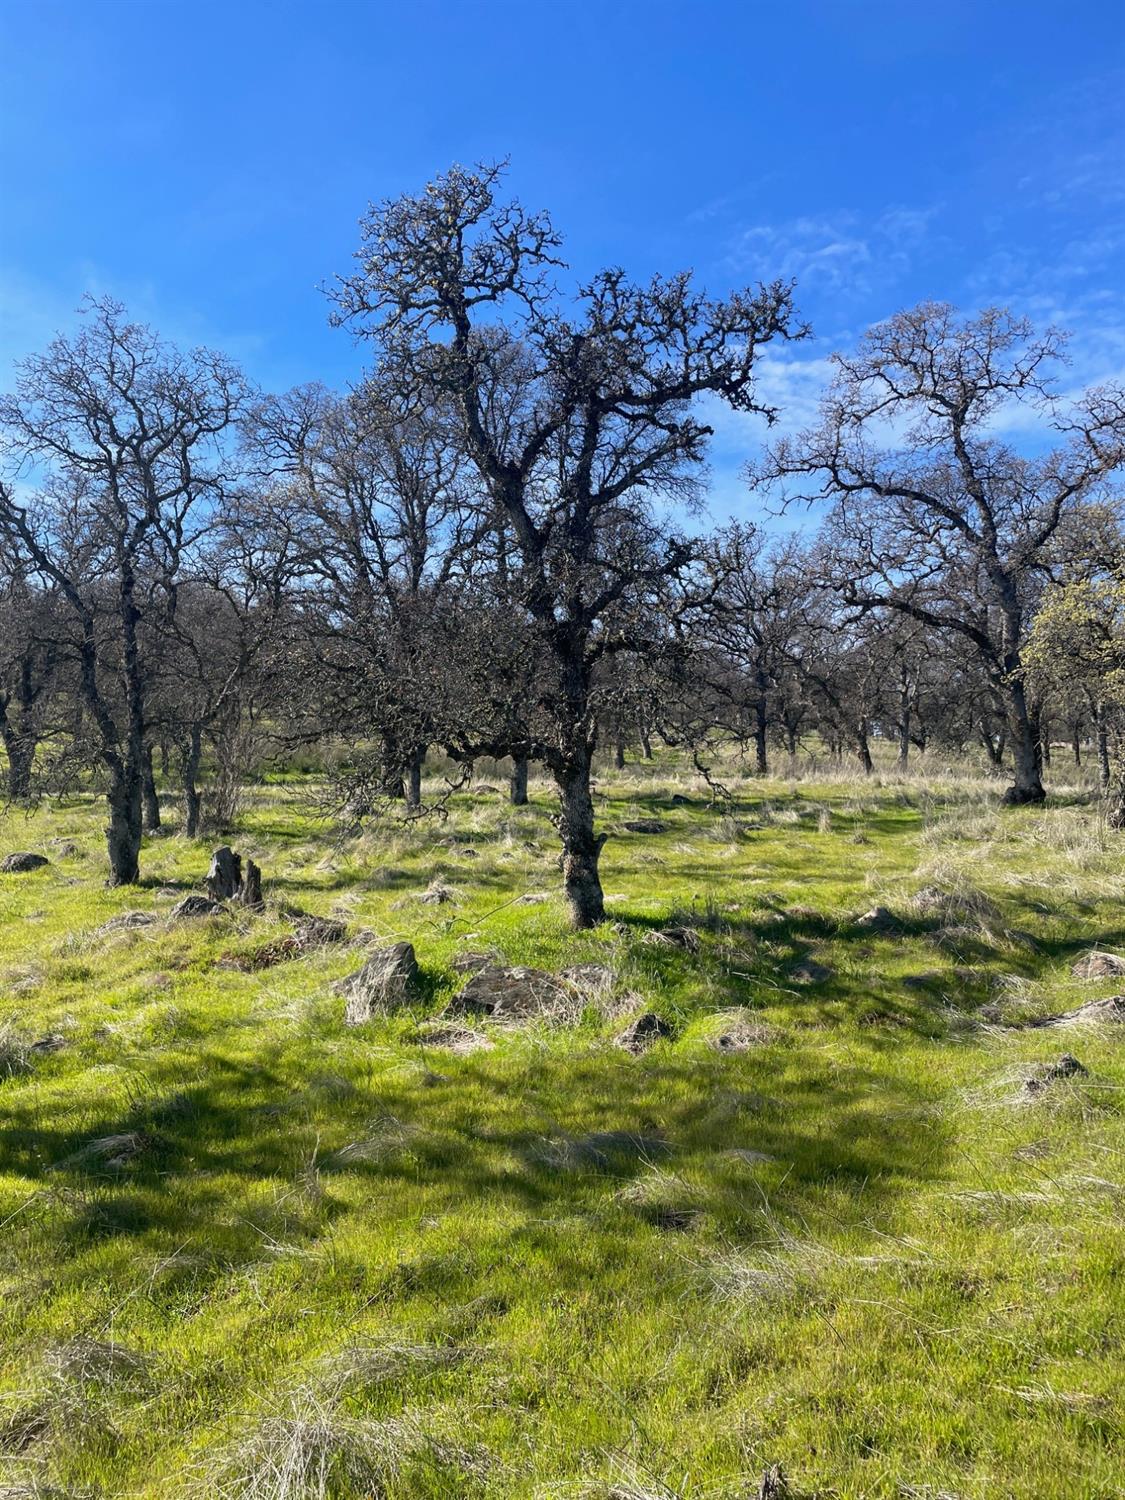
[0,752,1122,1499]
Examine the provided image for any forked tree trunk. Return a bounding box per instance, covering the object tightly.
[142,743,161,832]
[106,766,143,886]
[554,751,606,929]
[509,755,529,805]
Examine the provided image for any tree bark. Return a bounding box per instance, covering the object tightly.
[142,743,161,832]
[509,755,529,805]
[753,693,769,775]
[897,682,912,769]
[105,768,142,885]
[1,724,34,803]
[614,736,626,770]
[1001,679,1046,804]
[404,747,424,811]
[1096,709,1111,793]
[555,752,606,929]
[638,724,653,760]
[855,723,874,775]
[181,723,203,837]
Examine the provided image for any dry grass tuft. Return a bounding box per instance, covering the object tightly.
[197,1384,485,1500]
[0,1024,32,1079]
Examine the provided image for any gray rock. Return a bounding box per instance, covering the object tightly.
[169,894,226,920]
[29,1033,66,1054]
[623,818,669,834]
[642,925,700,951]
[339,942,420,1024]
[1025,996,1125,1029]
[292,914,348,949]
[559,962,615,996]
[446,964,571,1022]
[99,910,157,932]
[1071,950,1125,979]
[791,958,832,983]
[855,905,900,933]
[615,1012,674,1053]
[451,948,503,974]
[1025,1052,1088,1094]
[1,852,49,874]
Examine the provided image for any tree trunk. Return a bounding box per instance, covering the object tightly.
[898,685,911,769]
[142,743,161,832]
[1001,680,1046,804]
[1096,710,1111,793]
[1071,725,1081,766]
[105,767,142,886]
[1039,716,1051,769]
[509,755,529,806]
[182,723,204,836]
[1,725,34,803]
[404,747,424,812]
[554,753,606,929]
[753,695,769,775]
[638,724,653,760]
[855,723,874,775]
[786,724,799,757]
[614,736,625,770]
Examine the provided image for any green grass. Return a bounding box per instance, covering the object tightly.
[0,755,1122,1498]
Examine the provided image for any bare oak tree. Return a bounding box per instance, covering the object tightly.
[0,298,247,881]
[751,304,1125,803]
[331,163,803,925]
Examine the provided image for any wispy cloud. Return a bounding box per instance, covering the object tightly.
[726,203,942,298]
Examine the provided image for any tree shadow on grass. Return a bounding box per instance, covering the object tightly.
[0,1023,950,1283]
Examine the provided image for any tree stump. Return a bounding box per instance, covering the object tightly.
[206,847,263,908]
[206,846,242,902]
[240,858,263,909]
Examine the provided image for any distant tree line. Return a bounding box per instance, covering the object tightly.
[2,164,1124,923]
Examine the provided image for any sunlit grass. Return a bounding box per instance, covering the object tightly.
[0,750,1122,1497]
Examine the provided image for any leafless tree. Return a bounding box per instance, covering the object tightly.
[751,304,1125,803]
[331,162,803,925]
[0,298,248,881]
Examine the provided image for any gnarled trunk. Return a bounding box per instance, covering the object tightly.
[509,755,529,805]
[554,751,606,929]
[106,766,143,886]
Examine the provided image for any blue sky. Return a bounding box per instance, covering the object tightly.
[2,0,1123,517]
